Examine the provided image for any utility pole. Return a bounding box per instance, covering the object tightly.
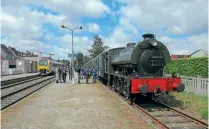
[49,53,54,59]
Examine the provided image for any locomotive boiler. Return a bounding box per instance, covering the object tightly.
[84,33,185,102]
[112,34,170,77]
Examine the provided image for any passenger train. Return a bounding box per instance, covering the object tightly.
[37,59,63,75]
[84,34,185,102]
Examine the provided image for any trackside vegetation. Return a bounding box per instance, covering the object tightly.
[164,57,208,77]
[171,92,208,120]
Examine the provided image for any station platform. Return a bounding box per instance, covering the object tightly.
[1,73,39,81]
[1,76,150,129]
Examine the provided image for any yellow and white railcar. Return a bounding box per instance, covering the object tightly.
[37,59,63,75]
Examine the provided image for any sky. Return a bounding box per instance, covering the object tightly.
[1,0,208,59]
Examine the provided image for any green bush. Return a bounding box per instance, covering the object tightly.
[164,57,208,77]
[201,108,208,119]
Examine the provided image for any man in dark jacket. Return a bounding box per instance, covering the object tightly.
[77,67,81,84]
[69,67,72,81]
[62,67,67,83]
[92,67,97,83]
[84,67,90,84]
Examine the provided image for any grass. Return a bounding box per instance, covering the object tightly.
[171,92,208,120]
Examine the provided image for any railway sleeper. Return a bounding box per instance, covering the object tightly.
[144,107,170,112]
[154,113,179,117]
[171,126,206,129]
[168,122,205,129]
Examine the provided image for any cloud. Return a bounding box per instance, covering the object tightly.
[60,34,93,55]
[101,0,208,56]
[1,0,208,60]
[2,0,111,18]
[1,38,70,59]
[102,18,139,48]
[117,0,208,35]
[1,0,112,59]
[158,33,208,55]
[1,6,69,40]
[87,23,101,33]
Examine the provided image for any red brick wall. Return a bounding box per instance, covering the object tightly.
[171,55,178,60]
[171,55,189,60]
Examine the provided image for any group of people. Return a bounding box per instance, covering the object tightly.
[55,66,98,84]
[76,67,97,84]
[55,66,72,83]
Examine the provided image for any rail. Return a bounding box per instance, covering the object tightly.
[102,84,208,129]
[1,76,55,110]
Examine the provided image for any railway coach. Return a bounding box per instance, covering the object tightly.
[37,59,63,75]
[84,33,185,103]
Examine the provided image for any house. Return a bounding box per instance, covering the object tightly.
[171,49,207,60]
[1,44,15,60]
[171,55,190,60]
[62,60,70,66]
[190,49,207,58]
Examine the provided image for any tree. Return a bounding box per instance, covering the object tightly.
[88,35,109,58]
[26,50,35,56]
[76,52,84,67]
[83,55,91,64]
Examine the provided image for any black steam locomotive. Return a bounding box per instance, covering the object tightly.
[84,34,185,102]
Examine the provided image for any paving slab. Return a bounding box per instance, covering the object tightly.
[1,78,151,129]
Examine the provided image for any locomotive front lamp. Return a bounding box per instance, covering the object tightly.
[150,39,158,46]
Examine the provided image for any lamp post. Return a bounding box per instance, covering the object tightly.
[61,25,83,84]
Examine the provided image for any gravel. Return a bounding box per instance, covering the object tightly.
[1,79,152,129]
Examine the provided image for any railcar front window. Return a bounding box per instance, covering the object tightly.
[39,61,48,65]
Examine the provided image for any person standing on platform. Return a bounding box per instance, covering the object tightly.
[84,67,89,84]
[59,66,63,83]
[80,68,84,79]
[92,67,97,83]
[77,67,81,84]
[87,67,92,82]
[69,67,72,81]
[62,67,67,83]
[58,66,62,83]
[55,67,59,83]
[83,67,86,79]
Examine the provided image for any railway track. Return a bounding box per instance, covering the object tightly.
[1,75,40,86]
[1,76,55,110]
[104,85,208,129]
[1,76,43,89]
[135,101,208,129]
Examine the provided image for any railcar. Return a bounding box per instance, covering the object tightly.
[37,59,63,75]
[84,34,185,102]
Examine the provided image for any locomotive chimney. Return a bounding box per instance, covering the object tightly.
[142,34,155,40]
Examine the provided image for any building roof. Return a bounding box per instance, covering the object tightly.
[190,49,206,56]
[8,46,22,56]
[1,44,12,54]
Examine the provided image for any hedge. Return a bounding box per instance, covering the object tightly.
[164,57,208,77]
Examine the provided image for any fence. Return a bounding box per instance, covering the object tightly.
[165,74,208,96]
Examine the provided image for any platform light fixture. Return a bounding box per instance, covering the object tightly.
[61,25,83,84]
